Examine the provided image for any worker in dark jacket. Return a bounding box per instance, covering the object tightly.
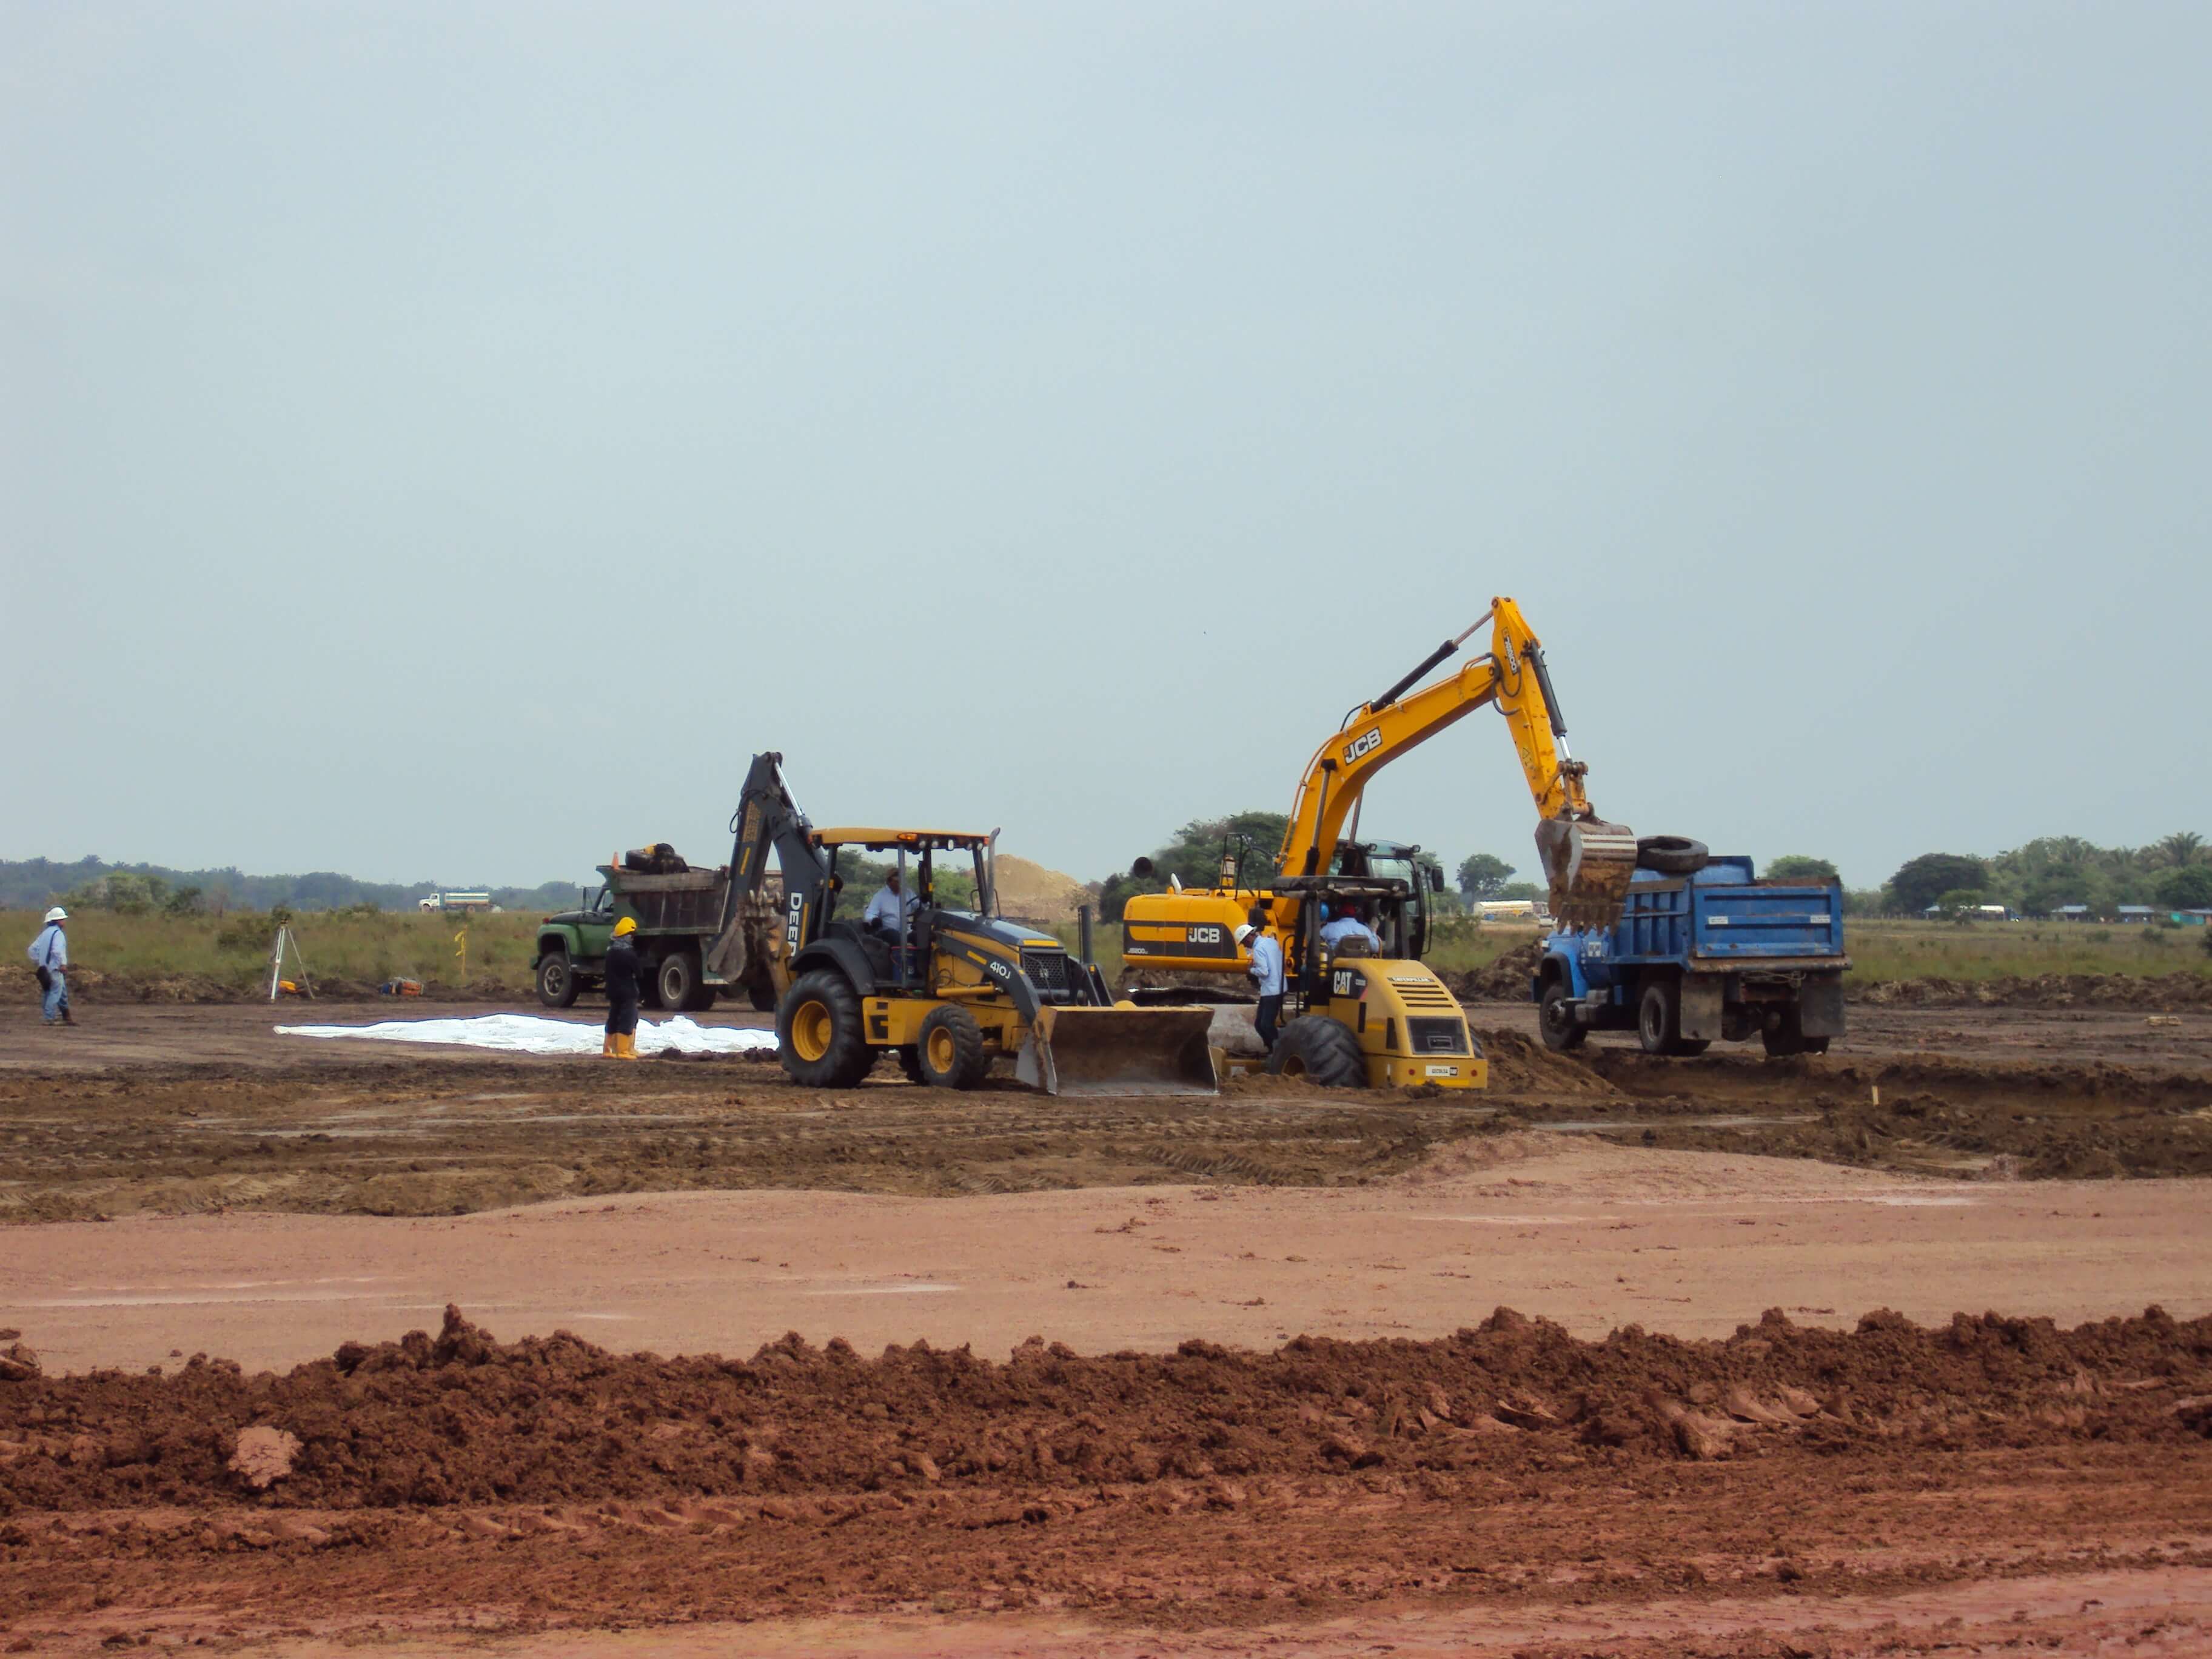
[602,916,647,1060]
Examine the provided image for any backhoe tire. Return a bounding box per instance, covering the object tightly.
[746,977,777,1013]
[1265,1017,1367,1088]
[777,970,875,1089]
[659,949,716,1013]
[1637,836,1709,876]
[917,1005,990,1090]
[1638,977,1683,1056]
[1538,979,1586,1052]
[536,949,580,1010]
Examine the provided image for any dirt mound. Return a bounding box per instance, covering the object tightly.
[5,1302,2208,1516]
[1443,937,1545,1002]
[1474,1027,1619,1097]
[1855,970,2212,1009]
[992,856,1094,927]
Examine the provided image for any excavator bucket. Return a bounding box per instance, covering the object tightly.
[1015,1004,1219,1097]
[1535,814,1641,930]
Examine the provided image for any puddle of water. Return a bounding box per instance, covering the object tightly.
[1537,1114,1817,1133]
[802,1284,962,1297]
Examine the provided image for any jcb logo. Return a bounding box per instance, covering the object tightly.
[1342,728,1382,765]
[1188,925,1223,944]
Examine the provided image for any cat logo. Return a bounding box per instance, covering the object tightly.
[1332,970,1355,997]
[1342,727,1382,765]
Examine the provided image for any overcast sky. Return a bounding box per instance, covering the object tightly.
[5,2,2207,893]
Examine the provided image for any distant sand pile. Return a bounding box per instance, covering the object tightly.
[993,856,1094,925]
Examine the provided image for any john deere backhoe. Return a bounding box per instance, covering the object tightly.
[705,752,1217,1097]
[1122,597,1640,1088]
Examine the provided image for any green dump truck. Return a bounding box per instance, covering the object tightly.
[531,859,777,1013]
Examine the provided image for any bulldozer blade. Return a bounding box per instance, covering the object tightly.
[1535,814,1640,930]
[1015,1005,1219,1097]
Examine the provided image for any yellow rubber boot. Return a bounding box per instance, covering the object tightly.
[600,1032,617,1057]
[617,1032,640,1061]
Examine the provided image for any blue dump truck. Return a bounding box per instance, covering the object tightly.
[1533,854,1848,1057]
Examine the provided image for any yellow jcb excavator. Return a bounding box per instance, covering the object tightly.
[1122,597,1639,1088]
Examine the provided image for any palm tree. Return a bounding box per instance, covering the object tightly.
[2157,831,2206,869]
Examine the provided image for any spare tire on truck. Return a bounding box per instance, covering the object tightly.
[1637,836,1709,876]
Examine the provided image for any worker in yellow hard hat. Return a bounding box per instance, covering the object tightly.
[602,915,646,1059]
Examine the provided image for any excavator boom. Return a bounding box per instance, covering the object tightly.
[1275,597,1637,930]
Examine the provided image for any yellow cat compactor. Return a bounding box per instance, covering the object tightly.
[705,752,1216,1097]
[1123,597,1638,1090]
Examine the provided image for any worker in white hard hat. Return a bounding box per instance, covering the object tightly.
[27,907,73,1027]
[1236,922,1284,1056]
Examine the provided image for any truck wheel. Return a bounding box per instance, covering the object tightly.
[746,977,777,1013]
[536,949,580,1010]
[657,948,717,1013]
[1538,979,1586,1052]
[1760,1010,1831,1058]
[638,964,665,1012]
[777,970,875,1088]
[917,1006,990,1090]
[1637,978,1683,1056]
[1265,1017,1367,1087]
[1637,836,1709,876]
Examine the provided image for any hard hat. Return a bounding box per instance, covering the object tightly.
[1233,923,1256,945]
[612,916,637,937]
[44,907,66,924]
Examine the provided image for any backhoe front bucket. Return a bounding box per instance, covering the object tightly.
[1015,1005,1219,1097]
[1535,814,1640,930]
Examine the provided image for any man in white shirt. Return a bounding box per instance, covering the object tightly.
[1318,903,1382,956]
[863,871,915,941]
[27,907,73,1027]
[1236,923,1285,1054]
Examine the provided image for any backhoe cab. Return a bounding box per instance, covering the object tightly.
[706,754,1217,1098]
[1258,875,1488,1090]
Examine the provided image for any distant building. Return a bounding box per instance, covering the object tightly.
[2051,904,2093,921]
[2117,905,2157,923]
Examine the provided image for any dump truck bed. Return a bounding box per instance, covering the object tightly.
[1605,859,1848,970]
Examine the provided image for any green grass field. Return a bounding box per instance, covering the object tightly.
[6,908,547,993]
[13,908,2208,1002]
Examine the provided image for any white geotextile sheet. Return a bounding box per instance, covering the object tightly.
[275,1013,777,1057]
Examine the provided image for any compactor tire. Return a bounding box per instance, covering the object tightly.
[1637,836,1710,876]
[917,1005,990,1091]
[777,970,875,1089]
[1266,1017,1367,1088]
[536,950,580,1010]
[1538,979,1586,1052]
[1637,979,1683,1056]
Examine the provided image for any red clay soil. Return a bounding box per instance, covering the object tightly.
[5,1305,2212,1651]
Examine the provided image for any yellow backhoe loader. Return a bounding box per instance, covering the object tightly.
[706,752,1217,1098]
[1122,597,1639,1088]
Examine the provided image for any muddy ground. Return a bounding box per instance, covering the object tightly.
[3,1305,2211,1655]
[5,999,2212,1654]
[2,1000,2210,1224]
